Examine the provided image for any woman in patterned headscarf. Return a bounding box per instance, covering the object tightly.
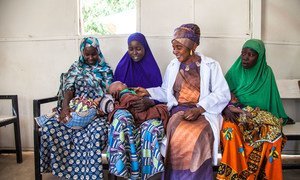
[39,37,113,179]
[217,39,288,180]
[107,32,165,180]
[135,24,230,179]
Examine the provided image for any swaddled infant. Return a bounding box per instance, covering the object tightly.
[35,95,114,129]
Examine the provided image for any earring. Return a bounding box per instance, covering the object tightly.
[190,50,193,56]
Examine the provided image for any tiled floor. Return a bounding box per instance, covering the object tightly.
[1,151,300,180]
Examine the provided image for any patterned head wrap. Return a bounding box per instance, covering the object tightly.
[172,23,201,50]
[79,37,106,66]
[64,37,113,97]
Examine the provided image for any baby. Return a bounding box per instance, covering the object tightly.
[228,93,282,147]
[35,95,114,129]
[107,81,169,128]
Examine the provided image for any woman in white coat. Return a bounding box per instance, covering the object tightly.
[135,23,230,180]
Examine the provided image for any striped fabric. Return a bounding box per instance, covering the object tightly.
[108,109,164,179]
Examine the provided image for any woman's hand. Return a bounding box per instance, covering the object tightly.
[59,107,70,123]
[183,107,204,121]
[59,90,74,123]
[222,107,239,123]
[245,111,253,118]
[131,97,155,113]
[134,87,150,97]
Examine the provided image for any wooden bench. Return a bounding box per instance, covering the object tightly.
[282,123,300,169]
[277,79,300,169]
[32,79,300,179]
[276,79,300,100]
[276,79,300,140]
[283,123,300,140]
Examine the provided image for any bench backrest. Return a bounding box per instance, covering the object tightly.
[276,79,300,99]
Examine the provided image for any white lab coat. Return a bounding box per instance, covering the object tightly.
[147,52,230,165]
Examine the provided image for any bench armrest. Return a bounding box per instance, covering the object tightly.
[33,96,58,180]
[33,96,58,118]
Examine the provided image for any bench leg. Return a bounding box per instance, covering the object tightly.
[34,128,42,180]
[108,173,117,180]
[13,121,22,163]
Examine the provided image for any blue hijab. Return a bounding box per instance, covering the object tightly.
[113,32,162,88]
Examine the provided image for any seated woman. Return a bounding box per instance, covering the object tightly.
[217,39,289,180]
[39,37,113,179]
[108,32,165,179]
[135,24,230,180]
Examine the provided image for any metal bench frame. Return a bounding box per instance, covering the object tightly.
[0,95,22,163]
[282,123,300,169]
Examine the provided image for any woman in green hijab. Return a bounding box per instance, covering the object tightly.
[217,39,289,180]
[225,39,290,123]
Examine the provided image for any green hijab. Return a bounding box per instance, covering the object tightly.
[225,39,288,123]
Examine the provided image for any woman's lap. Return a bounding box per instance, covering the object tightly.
[108,109,164,179]
[40,116,108,179]
[218,120,285,179]
[139,119,165,178]
[164,111,214,180]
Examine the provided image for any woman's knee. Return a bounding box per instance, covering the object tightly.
[112,109,134,126]
[141,119,164,137]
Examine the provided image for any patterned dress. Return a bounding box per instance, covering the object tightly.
[217,120,285,180]
[39,37,113,180]
[163,60,214,180]
[217,39,287,180]
[109,32,164,179]
[235,106,282,148]
[107,110,165,179]
[217,98,284,179]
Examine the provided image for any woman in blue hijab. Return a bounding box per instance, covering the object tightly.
[108,33,165,179]
[114,32,162,88]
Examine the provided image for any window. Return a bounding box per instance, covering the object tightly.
[80,0,136,35]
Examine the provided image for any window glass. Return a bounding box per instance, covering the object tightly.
[80,0,136,35]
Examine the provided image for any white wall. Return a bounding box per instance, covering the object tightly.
[0,0,299,149]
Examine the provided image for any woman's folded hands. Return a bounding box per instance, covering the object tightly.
[183,107,205,121]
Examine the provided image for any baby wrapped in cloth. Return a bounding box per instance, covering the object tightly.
[36,95,114,129]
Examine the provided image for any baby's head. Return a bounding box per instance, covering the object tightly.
[108,81,128,94]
